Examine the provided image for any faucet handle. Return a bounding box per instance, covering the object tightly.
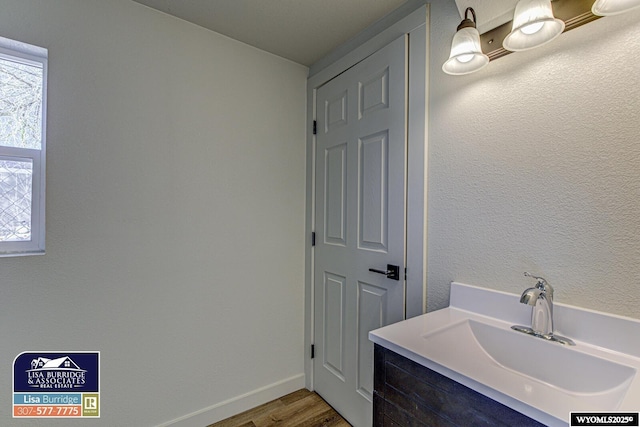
[524,272,553,296]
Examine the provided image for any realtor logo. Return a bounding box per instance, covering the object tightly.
[21,354,89,390]
[13,352,100,418]
[26,356,87,388]
[85,396,97,409]
[83,394,99,417]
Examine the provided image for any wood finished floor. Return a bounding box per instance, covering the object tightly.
[208,389,351,427]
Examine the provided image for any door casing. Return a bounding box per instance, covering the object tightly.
[304,3,429,391]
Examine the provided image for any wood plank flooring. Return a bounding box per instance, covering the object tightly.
[208,389,351,427]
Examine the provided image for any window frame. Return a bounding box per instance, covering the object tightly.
[0,39,47,257]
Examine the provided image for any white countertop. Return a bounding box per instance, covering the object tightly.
[369,282,640,427]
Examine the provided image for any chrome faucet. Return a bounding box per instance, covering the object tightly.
[511,272,575,346]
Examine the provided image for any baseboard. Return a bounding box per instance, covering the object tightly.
[157,373,306,427]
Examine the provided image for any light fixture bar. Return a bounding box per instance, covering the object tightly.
[480,0,601,61]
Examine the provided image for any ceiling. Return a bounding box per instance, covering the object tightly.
[131,0,409,67]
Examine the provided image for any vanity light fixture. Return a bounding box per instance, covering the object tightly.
[446,0,638,75]
[592,0,640,15]
[503,0,565,51]
[442,7,489,75]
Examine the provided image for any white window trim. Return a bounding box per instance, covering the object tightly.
[0,38,47,257]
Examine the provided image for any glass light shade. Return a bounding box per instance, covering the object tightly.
[503,0,565,51]
[442,27,489,75]
[592,0,640,15]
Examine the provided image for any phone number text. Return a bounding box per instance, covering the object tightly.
[13,405,82,417]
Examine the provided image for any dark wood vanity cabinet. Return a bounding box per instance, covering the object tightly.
[373,344,545,427]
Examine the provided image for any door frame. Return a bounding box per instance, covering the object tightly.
[304,2,429,391]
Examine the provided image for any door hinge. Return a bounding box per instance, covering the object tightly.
[311,344,315,359]
[313,120,317,135]
[405,267,407,281]
[311,232,316,246]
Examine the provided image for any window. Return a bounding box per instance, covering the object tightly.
[0,37,47,256]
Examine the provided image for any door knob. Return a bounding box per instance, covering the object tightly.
[368,264,400,281]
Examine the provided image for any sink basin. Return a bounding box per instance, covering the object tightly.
[370,282,640,426]
[422,319,636,410]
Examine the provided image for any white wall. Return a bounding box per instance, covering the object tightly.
[427,1,640,319]
[0,1,307,426]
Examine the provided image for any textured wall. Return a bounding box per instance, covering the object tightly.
[427,1,640,319]
[0,0,307,425]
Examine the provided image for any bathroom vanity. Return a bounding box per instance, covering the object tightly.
[369,282,640,426]
[373,343,543,426]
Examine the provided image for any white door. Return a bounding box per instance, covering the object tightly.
[313,35,407,427]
